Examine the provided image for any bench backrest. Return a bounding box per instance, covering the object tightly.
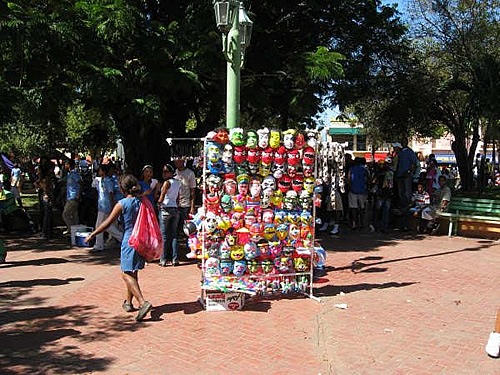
[448,197,500,217]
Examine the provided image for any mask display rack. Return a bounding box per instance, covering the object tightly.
[184,128,322,310]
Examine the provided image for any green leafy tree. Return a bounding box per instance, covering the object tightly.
[405,0,500,190]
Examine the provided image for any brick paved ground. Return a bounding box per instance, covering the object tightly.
[0,228,498,375]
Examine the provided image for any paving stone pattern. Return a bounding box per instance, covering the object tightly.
[0,230,499,374]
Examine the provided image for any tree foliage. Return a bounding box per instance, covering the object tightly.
[0,0,410,173]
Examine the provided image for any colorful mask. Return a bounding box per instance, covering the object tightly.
[269,129,281,149]
[232,195,246,213]
[261,191,271,209]
[259,163,271,177]
[274,146,286,165]
[230,245,245,261]
[303,147,315,165]
[284,190,298,210]
[282,129,296,149]
[230,127,245,146]
[247,259,261,274]
[233,145,247,164]
[218,214,231,231]
[206,141,222,163]
[246,130,258,149]
[270,190,283,207]
[263,223,276,240]
[274,210,287,225]
[303,177,315,194]
[215,128,230,144]
[261,209,274,224]
[247,148,261,164]
[257,128,270,148]
[287,165,298,178]
[261,259,274,273]
[232,260,247,276]
[230,211,244,229]
[220,260,233,276]
[204,212,219,233]
[244,242,260,260]
[303,165,313,177]
[272,164,285,179]
[294,257,309,272]
[295,132,305,149]
[248,162,259,175]
[222,175,236,195]
[249,178,261,198]
[260,176,275,195]
[220,194,233,213]
[244,210,257,228]
[276,223,288,241]
[205,257,220,276]
[219,242,232,260]
[300,210,313,225]
[306,129,318,148]
[292,174,304,192]
[276,256,292,273]
[278,175,292,193]
[287,149,300,166]
[288,224,301,240]
[261,147,273,164]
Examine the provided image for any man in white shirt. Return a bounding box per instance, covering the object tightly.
[174,158,197,237]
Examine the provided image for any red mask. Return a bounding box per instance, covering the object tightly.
[233,146,247,164]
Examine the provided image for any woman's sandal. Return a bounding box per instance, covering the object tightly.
[122,300,135,313]
[135,301,152,321]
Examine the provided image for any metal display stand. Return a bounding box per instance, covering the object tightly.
[189,129,321,310]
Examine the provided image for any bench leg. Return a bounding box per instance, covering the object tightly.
[448,219,453,237]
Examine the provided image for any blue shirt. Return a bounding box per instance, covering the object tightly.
[349,164,368,195]
[111,175,124,201]
[92,176,114,213]
[396,147,418,178]
[66,169,82,201]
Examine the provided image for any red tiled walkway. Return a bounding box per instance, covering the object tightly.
[0,230,498,374]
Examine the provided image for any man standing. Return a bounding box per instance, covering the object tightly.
[10,163,23,208]
[394,139,418,231]
[62,159,81,235]
[173,158,197,236]
[90,164,123,252]
[347,157,369,230]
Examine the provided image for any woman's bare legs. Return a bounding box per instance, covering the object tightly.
[122,271,146,307]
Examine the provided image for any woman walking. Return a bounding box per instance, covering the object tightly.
[85,174,152,321]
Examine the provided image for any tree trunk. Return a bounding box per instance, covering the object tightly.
[115,115,170,178]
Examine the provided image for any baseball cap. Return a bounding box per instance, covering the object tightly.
[391,142,402,148]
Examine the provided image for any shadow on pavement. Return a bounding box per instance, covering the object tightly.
[151,300,204,320]
[314,281,418,297]
[0,277,85,288]
[0,304,117,374]
[0,257,69,268]
[339,242,496,273]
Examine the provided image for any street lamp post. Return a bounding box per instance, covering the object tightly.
[213,1,253,130]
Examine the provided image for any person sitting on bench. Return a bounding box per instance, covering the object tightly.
[420,175,451,233]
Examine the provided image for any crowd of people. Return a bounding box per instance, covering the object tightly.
[317,139,455,236]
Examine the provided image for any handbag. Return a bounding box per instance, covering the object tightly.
[128,198,163,262]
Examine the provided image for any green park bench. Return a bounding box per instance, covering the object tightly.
[437,196,500,237]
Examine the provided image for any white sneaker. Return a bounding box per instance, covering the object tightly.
[485,331,500,357]
[319,222,328,232]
